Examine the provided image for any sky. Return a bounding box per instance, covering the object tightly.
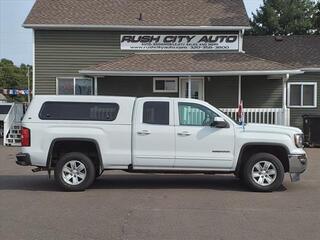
[0,0,263,66]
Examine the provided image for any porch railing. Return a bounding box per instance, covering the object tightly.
[220,108,290,126]
[180,107,289,126]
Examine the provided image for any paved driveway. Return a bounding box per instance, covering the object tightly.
[0,146,319,240]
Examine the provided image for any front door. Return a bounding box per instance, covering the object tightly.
[174,99,235,169]
[180,77,204,100]
[133,98,175,168]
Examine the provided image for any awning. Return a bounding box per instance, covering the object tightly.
[79,53,303,76]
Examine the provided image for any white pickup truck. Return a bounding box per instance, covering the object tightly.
[16,96,307,192]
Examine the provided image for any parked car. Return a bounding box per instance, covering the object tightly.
[16,96,307,192]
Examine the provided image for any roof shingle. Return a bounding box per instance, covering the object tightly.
[244,35,320,69]
[24,0,250,28]
[80,53,298,75]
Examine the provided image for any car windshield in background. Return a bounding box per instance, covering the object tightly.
[0,105,12,114]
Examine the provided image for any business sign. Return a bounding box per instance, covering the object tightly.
[120,34,239,51]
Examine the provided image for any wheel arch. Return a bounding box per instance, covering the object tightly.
[47,138,103,174]
[236,143,290,175]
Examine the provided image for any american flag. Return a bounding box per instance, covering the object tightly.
[237,100,245,126]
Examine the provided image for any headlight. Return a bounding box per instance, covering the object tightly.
[294,134,304,148]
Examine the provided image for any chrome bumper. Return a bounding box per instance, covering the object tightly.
[288,154,307,182]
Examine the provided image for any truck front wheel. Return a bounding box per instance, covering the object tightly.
[242,153,284,192]
[54,152,95,191]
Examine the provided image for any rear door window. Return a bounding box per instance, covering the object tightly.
[39,102,119,121]
[143,101,169,125]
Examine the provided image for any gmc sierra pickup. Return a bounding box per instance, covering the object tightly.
[16,96,307,191]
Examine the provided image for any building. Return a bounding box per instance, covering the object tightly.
[23,0,320,129]
[244,35,320,128]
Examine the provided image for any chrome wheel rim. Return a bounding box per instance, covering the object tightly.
[62,160,87,185]
[251,161,277,186]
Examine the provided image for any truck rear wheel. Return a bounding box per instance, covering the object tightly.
[54,152,95,191]
[242,153,284,192]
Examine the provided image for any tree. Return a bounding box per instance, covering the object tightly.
[315,2,320,34]
[250,0,316,35]
[0,58,32,102]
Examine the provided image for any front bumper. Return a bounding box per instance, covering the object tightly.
[16,153,31,166]
[288,154,307,182]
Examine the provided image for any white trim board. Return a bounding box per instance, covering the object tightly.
[32,29,35,96]
[79,70,303,76]
[23,24,251,31]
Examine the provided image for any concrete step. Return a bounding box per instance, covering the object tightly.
[9,134,21,138]
[5,138,21,147]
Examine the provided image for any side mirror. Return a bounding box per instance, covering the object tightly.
[211,117,229,128]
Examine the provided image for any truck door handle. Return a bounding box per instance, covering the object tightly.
[137,130,151,136]
[177,131,191,136]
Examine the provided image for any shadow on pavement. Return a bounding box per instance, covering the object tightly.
[0,174,287,192]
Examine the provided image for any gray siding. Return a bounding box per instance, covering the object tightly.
[241,76,283,108]
[98,76,179,97]
[34,30,236,95]
[98,76,284,110]
[288,73,320,129]
[37,30,315,128]
[205,76,283,109]
[205,76,238,108]
[98,76,239,106]
[35,30,128,94]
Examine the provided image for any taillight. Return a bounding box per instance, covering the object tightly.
[21,127,30,147]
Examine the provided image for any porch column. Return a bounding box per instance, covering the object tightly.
[188,76,192,98]
[238,75,242,105]
[282,74,290,126]
[94,76,98,96]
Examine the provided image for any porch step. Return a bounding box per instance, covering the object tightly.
[2,103,25,147]
[5,122,22,147]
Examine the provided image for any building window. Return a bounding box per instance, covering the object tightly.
[143,101,170,125]
[288,82,317,108]
[57,77,93,95]
[153,77,178,93]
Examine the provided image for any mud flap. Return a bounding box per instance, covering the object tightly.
[290,173,301,182]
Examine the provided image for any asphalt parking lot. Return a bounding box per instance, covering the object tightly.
[0,146,319,240]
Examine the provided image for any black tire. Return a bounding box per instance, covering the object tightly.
[54,152,95,191]
[242,153,284,192]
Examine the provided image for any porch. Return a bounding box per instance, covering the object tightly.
[90,75,291,126]
[77,52,302,126]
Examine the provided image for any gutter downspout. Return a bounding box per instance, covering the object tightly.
[32,29,35,96]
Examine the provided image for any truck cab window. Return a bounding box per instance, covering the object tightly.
[143,101,169,125]
[179,102,218,126]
